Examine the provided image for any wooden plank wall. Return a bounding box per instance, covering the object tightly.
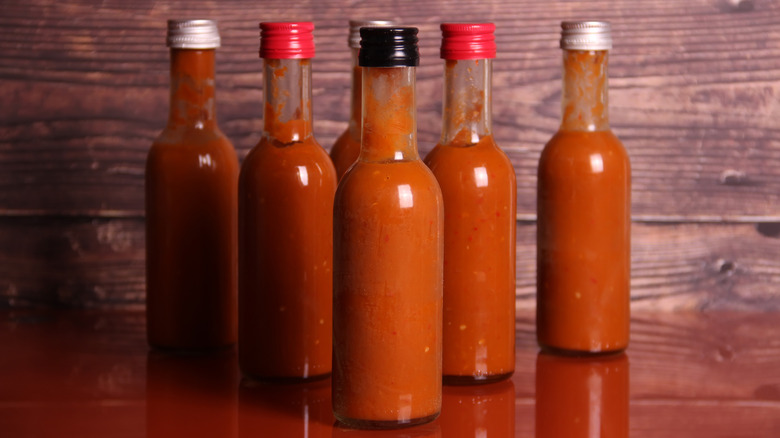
[1,0,778,311]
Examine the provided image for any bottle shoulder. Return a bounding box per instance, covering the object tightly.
[151,126,233,149]
[147,127,237,170]
[425,136,516,179]
[543,130,625,154]
[539,130,630,177]
[337,159,442,204]
[241,136,336,181]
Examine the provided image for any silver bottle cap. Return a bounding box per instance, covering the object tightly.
[560,21,611,51]
[167,19,221,49]
[348,19,396,48]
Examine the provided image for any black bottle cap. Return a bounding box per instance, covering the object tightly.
[359,27,419,67]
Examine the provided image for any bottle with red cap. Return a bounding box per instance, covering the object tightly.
[238,22,337,381]
[330,19,395,181]
[424,23,517,384]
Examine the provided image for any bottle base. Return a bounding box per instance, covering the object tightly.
[240,370,331,384]
[334,411,439,430]
[443,370,514,386]
[538,343,627,357]
[148,342,236,354]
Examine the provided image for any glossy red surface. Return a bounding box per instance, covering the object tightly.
[1,310,778,437]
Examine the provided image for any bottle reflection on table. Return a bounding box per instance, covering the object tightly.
[238,376,332,437]
[332,420,441,438]
[146,348,239,438]
[439,379,515,437]
[535,351,629,438]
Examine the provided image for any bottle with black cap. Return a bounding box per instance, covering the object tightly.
[332,27,443,429]
[146,19,239,350]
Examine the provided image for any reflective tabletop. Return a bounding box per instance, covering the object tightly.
[1,310,778,437]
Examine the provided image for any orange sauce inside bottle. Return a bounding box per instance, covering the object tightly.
[536,50,631,353]
[145,49,239,349]
[425,58,516,382]
[333,66,443,427]
[331,62,362,180]
[239,58,336,380]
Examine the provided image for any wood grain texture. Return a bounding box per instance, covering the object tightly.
[2,218,777,310]
[1,0,779,219]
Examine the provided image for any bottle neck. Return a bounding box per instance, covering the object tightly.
[263,58,314,144]
[360,66,418,162]
[347,48,361,142]
[167,49,218,129]
[561,50,610,132]
[440,58,492,146]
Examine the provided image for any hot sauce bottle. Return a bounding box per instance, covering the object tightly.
[145,19,239,349]
[238,22,337,381]
[536,21,631,353]
[535,352,629,438]
[333,27,444,429]
[330,19,395,181]
[424,23,517,384]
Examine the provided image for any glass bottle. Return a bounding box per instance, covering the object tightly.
[332,27,443,429]
[536,21,631,353]
[424,23,516,384]
[239,22,337,381]
[330,19,395,180]
[145,19,239,349]
[535,351,629,438]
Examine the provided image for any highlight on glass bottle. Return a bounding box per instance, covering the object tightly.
[238,21,337,382]
[145,19,239,350]
[330,19,396,180]
[536,21,631,354]
[332,26,444,429]
[535,351,629,438]
[424,23,517,384]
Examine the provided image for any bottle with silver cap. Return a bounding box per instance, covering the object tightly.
[536,21,631,354]
[145,19,239,349]
[330,19,396,181]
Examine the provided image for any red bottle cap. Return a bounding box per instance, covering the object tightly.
[259,22,315,59]
[440,23,496,60]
